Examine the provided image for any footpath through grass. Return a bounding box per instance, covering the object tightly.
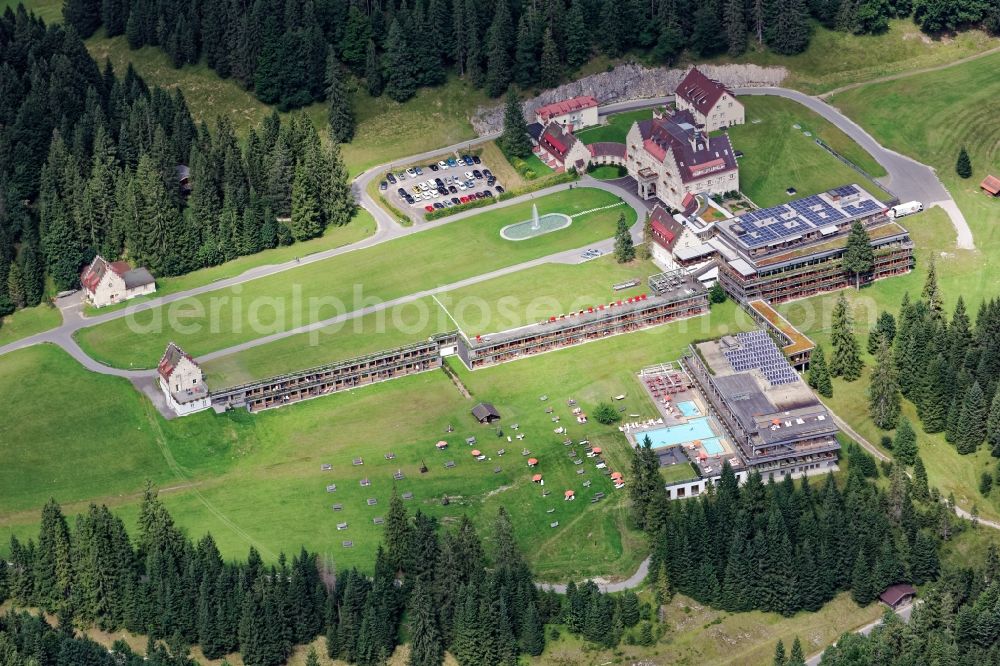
[729,96,888,207]
[0,303,61,347]
[76,189,634,369]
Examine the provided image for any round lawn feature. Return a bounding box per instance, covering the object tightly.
[500,212,572,240]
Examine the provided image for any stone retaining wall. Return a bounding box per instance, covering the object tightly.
[471,62,787,135]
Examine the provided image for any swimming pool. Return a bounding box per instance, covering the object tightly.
[642,417,717,448]
[701,437,724,455]
[676,400,701,417]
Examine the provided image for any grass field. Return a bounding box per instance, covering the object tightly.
[774,51,1000,518]
[0,303,61,346]
[75,189,635,369]
[728,96,889,207]
[1,300,748,581]
[574,110,650,145]
[714,19,1000,95]
[83,211,377,316]
[1,0,61,23]
[587,165,628,180]
[201,254,660,387]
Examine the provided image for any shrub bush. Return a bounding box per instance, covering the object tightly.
[594,402,621,425]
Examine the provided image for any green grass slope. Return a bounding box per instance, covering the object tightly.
[75,189,634,369]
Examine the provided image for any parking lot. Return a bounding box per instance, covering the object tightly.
[379,153,507,220]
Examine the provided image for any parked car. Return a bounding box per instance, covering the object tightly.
[425,205,434,212]
[487,177,496,187]
[462,155,474,165]
[438,160,449,169]
[472,169,483,179]
[451,197,460,205]
[379,181,387,190]
[398,171,407,180]
[458,182,467,191]
[482,169,492,178]
[495,185,505,194]
[386,173,397,184]
[418,183,428,192]
[397,187,407,196]
[447,157,458,167]
[482,190,494,197]
[403,196,414,205]
[448,185,458,194]
[438,187,448,196]
[406,168,417,177]
[434,178,444,187]
[472,155,481,164]
[465,179,475,188]
[429,163,439,171]
[433,202,444,209]
[415,166,424,175]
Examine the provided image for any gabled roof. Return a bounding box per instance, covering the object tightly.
[535,96,598,122]
[649,205,683,251]
[158,342,196,381]
[538,122,579,162]
[981,174,1000,195]
[526,121,544,143]
[589,142,626,159]
[879,584,916,606]
[80,255,155,292]
[471,402,501,422]
[676,68,732,115]
[636,112,738,184]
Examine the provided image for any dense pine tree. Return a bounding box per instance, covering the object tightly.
[893,417,918,465]
[498,88,532,158]
[868,340,901,430]
[955,381,988,454]
[956,146,972,178]
[807,344,833,397]
[326,57,355,144]
[830,293,863,381]
[614,213,635,263]
[843,220,874,289]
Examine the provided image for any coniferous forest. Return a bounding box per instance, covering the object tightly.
[0,7,355,319]
[59,0,1000,110]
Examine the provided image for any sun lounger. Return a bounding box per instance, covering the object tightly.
[332,504,343,511]
[373,517,384,525]
[402,492,413,500]
[360,478,371,487]
[352,458,363,466]
[550,522,559,528]
[337,522,348,530]
[493,466,502,474]
[366,498,377,506]
[444,460,456,468]
[342,541,353,548]
[326,484,337,492]
[321,464,332,471]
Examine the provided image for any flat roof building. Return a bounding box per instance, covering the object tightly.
[707,184,913,303]
[682,330,840,480]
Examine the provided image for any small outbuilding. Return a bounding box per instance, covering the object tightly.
[879,583,916,610]
[981,174,1000,197]
[472,402,501,424]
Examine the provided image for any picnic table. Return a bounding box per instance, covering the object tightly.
[393,471,404,480]
[360,478,371,487]
[336,522,348,530]
[332,504,343,511]
[352,457,364,466]
[444,460,456,468]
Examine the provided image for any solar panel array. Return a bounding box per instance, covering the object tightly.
[723,331,800,385]
[726,185,885,251]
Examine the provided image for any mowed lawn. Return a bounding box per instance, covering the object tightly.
[1,300,747,580]
[728,96,889,207]
[201,255,660,387]
[84,210,377,316]
[75,189,635,369]
[0,303,62,347]
[2,0,61,23]
[574,110,650,145]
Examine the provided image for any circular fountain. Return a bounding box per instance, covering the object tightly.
[500,204,572,241]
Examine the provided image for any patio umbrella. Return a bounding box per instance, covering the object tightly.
[471,450,481,456]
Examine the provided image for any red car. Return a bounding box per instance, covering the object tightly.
[425,205,435,213]
[460,196,469,203]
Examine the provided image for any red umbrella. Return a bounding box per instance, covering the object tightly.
[611,471,623,479]
[471,450,481,456]
[528,458,538,466]
[591,447,602,454]
[532,474,543,482]
[436,441,448,449]
[564,490,575,498]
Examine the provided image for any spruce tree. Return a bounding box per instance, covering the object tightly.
[407,577,444,666]
[955,381,988,454]
[498,88,531,159]
[912,456,929,500]
[765,0,812,55]
[723,0,747,55]
[893,417,917,466]
[484,0,514,97]
[326,57,355,144]
[383,19,418,102]
[6,263,24,309]
[850,549,874,605]
[290,161,323,241]
[564,0,590,68]
[365,40,384,98]
[987,388,1000,457]
[789,637,805,666]
[614,214,635,263]
[519,601,544,656]
[843,220,874,289]
[956,147,972,178]
[868,341,901,430]
[773,639,786,666]
[922,256,943,317]
[830,293,863,381]
[539,27,562,88]
[807,344,833,398]
[868,310,897,354]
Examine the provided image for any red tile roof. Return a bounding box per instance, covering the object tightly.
[636,113,738,184]
[643,139,667,163]
[158,342,194,382]
[982,174,1000,196]
[649,205,683,251]
[538,122,578,162]
[535,96,599,122]
[676,68,731,116]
